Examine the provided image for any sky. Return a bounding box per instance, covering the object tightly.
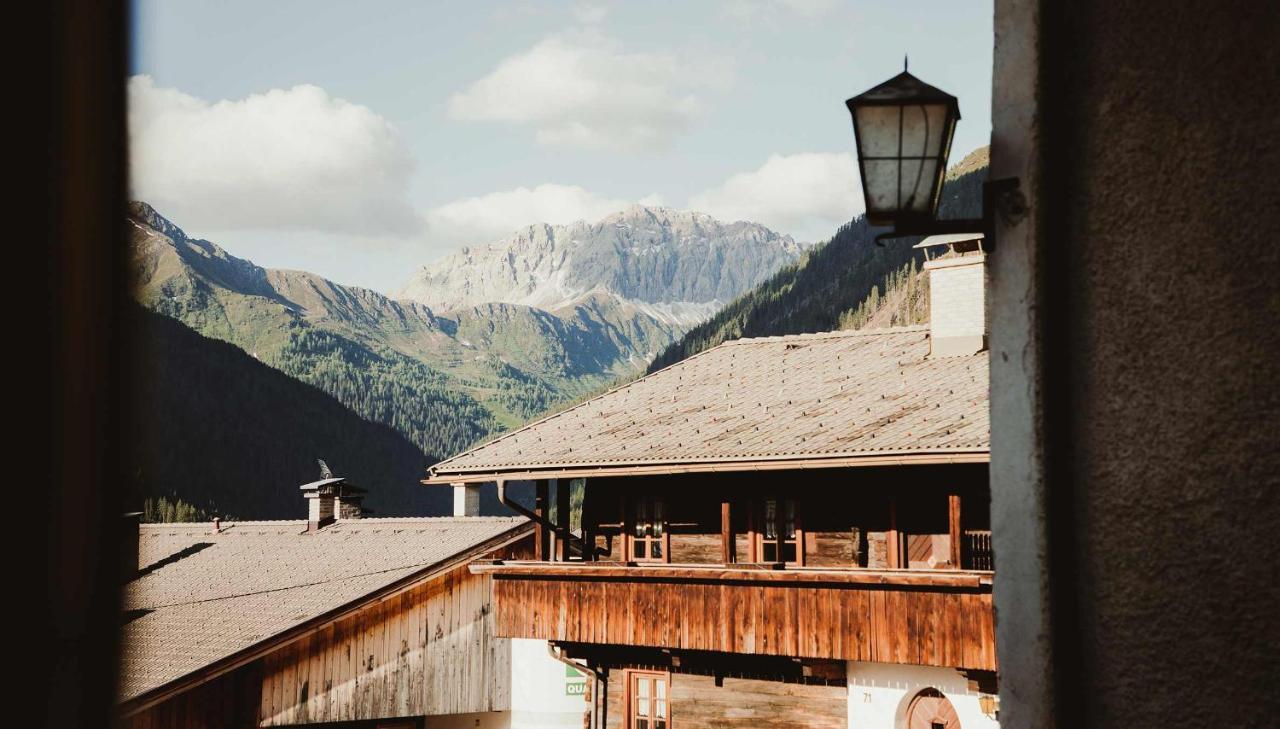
[130,0,993,294]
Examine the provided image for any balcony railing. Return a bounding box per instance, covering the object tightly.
[962,530,993,570]
[470,561,997,672]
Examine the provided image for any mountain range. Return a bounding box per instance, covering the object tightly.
[125,149,986,518]
[128,203,803,496]
[396,205,804,328]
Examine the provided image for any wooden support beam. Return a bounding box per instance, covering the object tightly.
[556,478,571,562]
[949,491,963,569]
[534,480,549,561]
[721,499,733,564]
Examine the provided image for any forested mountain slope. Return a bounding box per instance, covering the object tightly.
[647,148,987,372]
[122,303,448,519]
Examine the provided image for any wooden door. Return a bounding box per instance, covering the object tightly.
[905,688,960,729]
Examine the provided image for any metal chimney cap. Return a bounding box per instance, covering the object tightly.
[913,233,984,249]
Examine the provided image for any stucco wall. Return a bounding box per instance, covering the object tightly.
[845,662,998,729]
[509,639,591,729]
[997,0,1280,725]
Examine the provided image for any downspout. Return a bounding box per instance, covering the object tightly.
[548,642,600,729]
[496,478,589,558]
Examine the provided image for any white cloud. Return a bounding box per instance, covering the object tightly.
[447,35,728,151]
[689,152,862,243]
[425,183,650,247]
[128,75,420,236]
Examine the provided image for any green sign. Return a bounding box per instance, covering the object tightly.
[565,664,587,696]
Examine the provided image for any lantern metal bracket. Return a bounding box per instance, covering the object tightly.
[874,177,1022,251]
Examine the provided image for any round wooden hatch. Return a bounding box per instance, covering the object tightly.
[905,688,961,729]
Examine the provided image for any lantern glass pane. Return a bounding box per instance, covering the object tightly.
[853,105,902,158]
[899,103,950,161]
[862,159,900,214]
[901,159,939,213]
[897,103,946,212]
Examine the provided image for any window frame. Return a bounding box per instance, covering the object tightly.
[749,496,805,566]
[623,493,669,563]
[626,669,671,729]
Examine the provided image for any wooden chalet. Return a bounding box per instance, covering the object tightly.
[116,473,594,729]
[426,237,1000,729]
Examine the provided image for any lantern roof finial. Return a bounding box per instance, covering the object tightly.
[904,54,908,72]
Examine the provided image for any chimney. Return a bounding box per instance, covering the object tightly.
[919,233,988,358]
[453,482,481,517]
[302,481,336,532]
[335,483,368,520]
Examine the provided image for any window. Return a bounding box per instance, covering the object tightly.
[630,496,666,562]
[629,671,669,729]
[756,498,801,564]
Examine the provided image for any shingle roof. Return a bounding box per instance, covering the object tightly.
[430,326,988,479]
[118,516,528,703]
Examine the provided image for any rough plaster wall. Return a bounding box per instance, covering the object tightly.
[1045,1,1279,725]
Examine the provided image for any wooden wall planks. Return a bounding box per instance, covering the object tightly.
[492,574,996,671]
[122,541,529,728]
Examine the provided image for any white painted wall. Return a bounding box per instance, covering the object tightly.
[846,661,999,729]
[509,638,591,729]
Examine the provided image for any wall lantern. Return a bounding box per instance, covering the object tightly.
[845,60,1022,248]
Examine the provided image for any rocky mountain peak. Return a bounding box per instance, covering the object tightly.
[128,201,189,243]
[395,207,803,325]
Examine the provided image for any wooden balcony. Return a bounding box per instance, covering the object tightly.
[470,561,996,671]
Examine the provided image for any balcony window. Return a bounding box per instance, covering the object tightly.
[756,498,802,565]
[631,496,666,562]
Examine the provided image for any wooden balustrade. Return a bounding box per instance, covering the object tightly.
[471,561,997,671]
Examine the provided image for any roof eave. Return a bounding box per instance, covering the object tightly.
[423,448,990,485]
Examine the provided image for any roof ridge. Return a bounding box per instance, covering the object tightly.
[724,325,928,345]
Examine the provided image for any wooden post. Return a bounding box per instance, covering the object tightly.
[948,491,963,569]
[887,497,900,569]
[535,480,549,561]
[556,478,571,562]
[620,493,630,563]
[721,499,733,564]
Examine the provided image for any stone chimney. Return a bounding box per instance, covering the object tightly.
[335,483,367,520]
[302,481,336,532]
[919,233,989,358]
[453,482,481,517]
[303,460,369,528]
